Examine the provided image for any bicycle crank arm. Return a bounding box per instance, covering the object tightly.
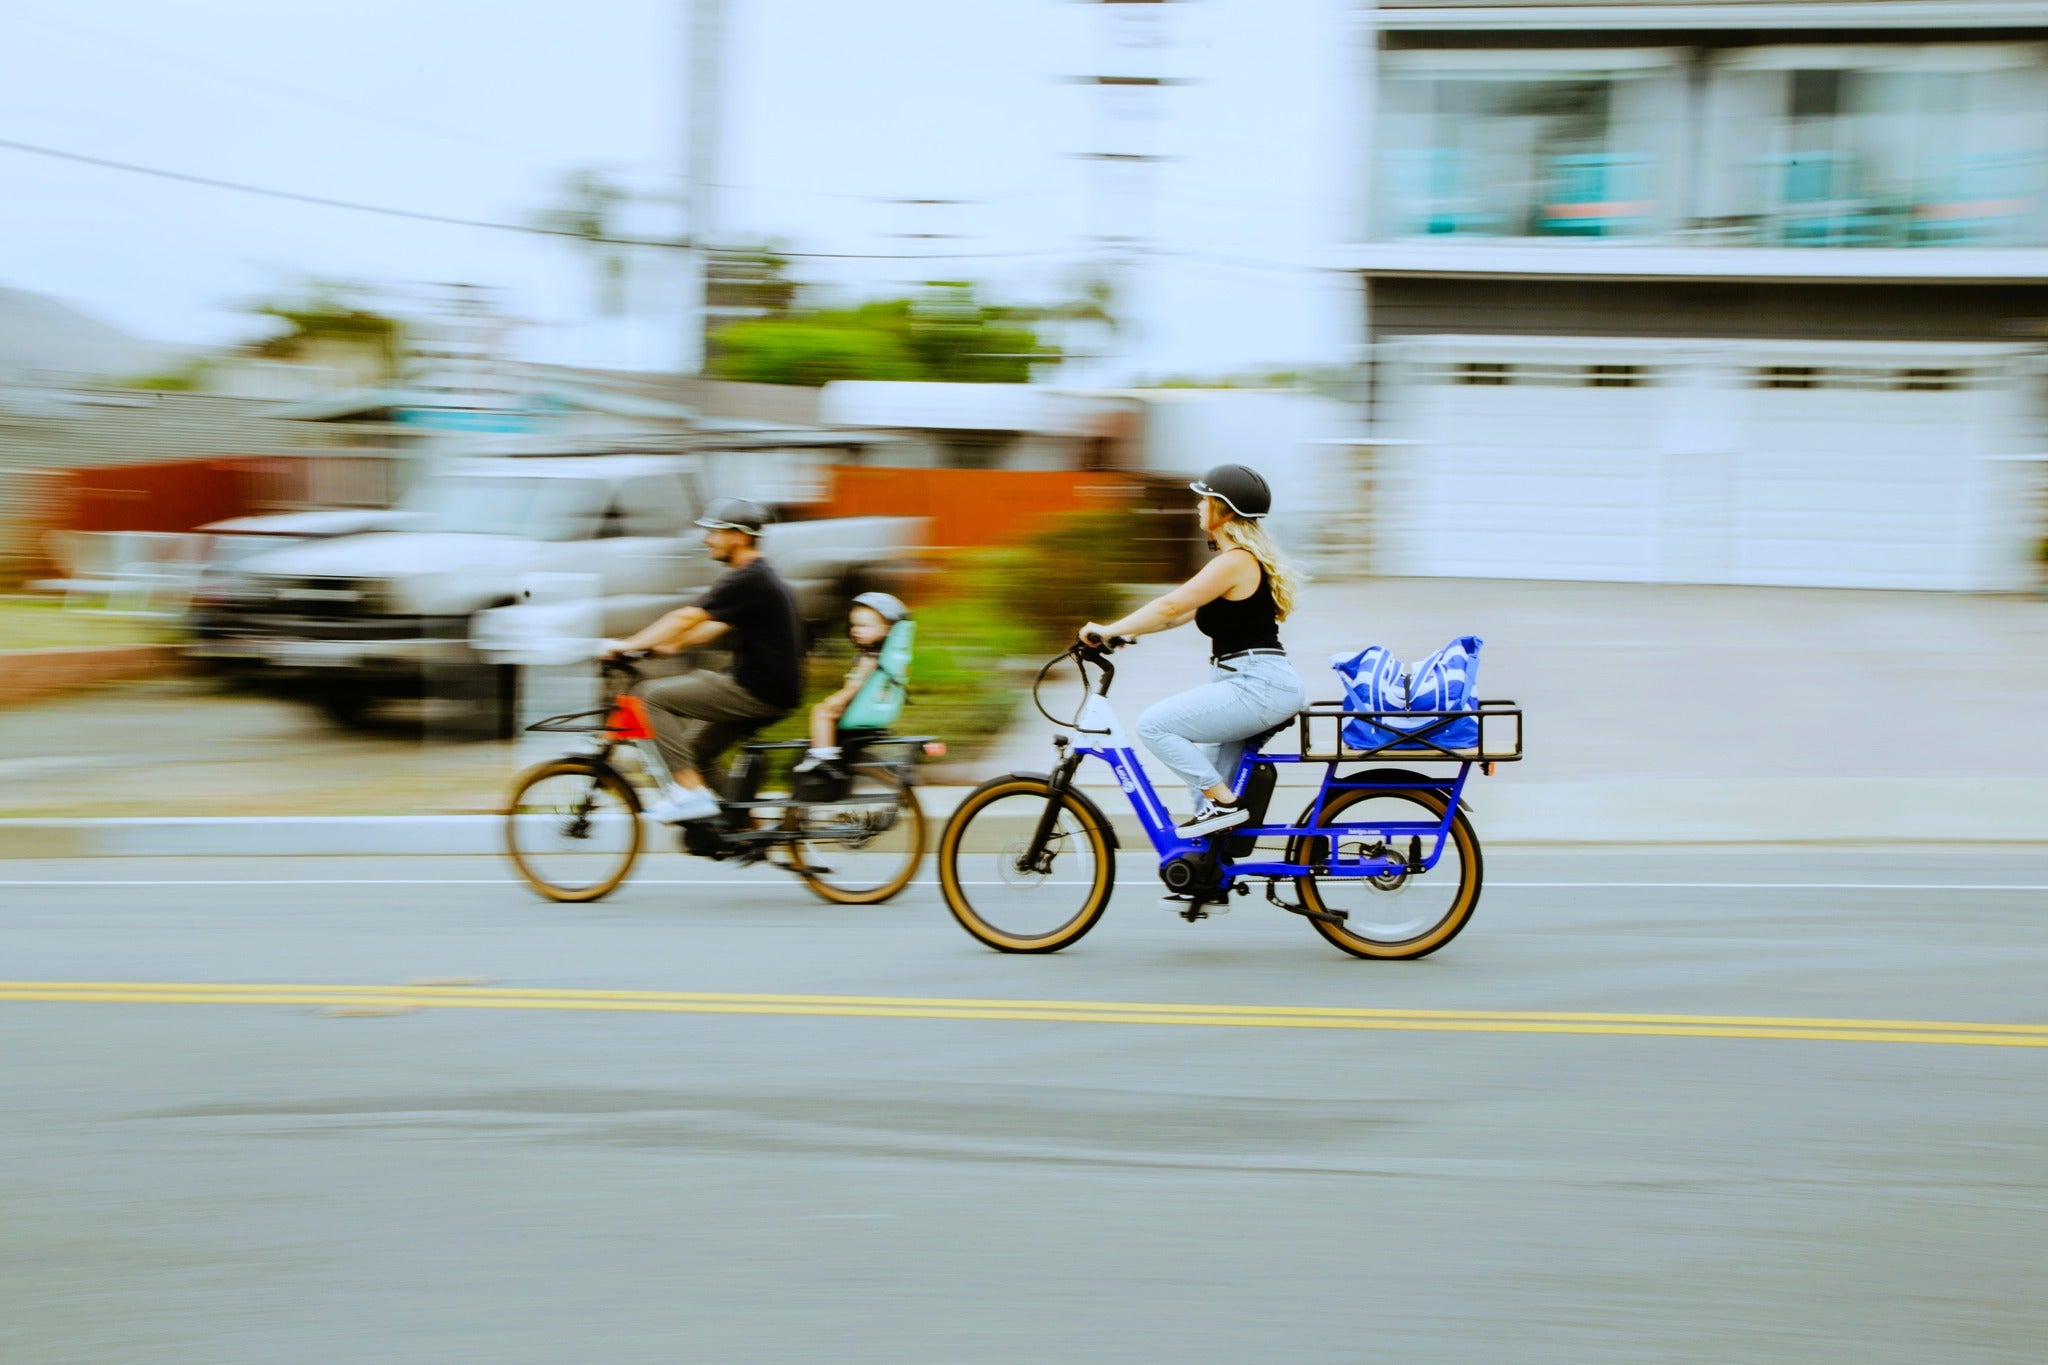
[1266,882,1349,926]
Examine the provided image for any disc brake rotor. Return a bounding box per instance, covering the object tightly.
[1347,841,1411,894]
[997,835,1057,887]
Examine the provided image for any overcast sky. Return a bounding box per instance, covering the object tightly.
[0,0,1361,379]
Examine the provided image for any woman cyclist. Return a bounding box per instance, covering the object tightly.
[1080,463,1305,838]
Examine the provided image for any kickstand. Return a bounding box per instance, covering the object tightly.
[1266,881,1348,926]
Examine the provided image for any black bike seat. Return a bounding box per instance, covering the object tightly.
[1244,718,1291,752]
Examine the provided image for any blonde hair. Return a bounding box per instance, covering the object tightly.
[1210,509,1298,622]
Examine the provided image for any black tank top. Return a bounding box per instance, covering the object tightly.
[1195,557,1282,657]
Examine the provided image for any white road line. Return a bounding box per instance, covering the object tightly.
[1,878,2046,892]
[1492,882,2048,891]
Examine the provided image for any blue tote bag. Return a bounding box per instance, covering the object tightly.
[1331,636,1483,750]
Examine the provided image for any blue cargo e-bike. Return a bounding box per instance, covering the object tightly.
[937,639,1522,958]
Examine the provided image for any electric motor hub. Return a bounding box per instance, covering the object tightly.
[1160,853,1222,896]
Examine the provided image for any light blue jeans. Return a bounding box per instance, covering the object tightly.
[1135,653,1305,811]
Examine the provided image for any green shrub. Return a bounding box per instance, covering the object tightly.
[754,510,1140,761]
[976,510,1153,644]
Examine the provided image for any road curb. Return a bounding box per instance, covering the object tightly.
[0,643,185,710]
[5,776,2048,856]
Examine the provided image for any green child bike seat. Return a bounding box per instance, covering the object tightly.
[838,619,915,732]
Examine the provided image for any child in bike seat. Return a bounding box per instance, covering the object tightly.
[793,592,912,779]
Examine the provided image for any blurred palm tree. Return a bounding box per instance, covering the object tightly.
[532,167,633,317]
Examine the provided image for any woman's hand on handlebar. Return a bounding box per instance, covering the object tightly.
[1076,624,1134,652]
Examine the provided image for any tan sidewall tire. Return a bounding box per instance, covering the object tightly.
[1294,787,1482,960]
[797,766,928,905]
[503,760,643,904]
[938,778,1114,953]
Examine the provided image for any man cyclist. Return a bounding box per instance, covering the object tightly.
[600,496,804,824]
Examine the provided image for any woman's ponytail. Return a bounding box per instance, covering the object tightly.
[1211,515,1298,622]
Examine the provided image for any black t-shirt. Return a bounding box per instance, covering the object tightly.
[697,557,805,709]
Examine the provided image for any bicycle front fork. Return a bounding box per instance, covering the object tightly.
[1018,737,1082,875]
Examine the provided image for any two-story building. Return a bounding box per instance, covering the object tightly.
[1345,0,2048,589]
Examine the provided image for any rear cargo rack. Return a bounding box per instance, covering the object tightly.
[1296,699,1523,763]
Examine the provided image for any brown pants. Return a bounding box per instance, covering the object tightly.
[636,670,787,792]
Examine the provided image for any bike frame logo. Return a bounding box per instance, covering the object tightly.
[1111,759,1139,794]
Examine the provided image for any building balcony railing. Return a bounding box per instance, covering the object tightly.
[1378,148,2045,250]
[1385,149,1664,239]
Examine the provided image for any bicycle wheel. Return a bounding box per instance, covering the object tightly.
[939,776,1114,953]
[787,764,927,905]
[1285,784,1482,960]
[503,760,643,903]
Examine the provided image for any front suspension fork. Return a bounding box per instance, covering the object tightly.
[1019,741,1082,875]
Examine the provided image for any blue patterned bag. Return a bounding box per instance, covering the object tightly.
[1332,636,1483,751]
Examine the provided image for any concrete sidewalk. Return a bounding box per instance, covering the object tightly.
[993,577,2048,780]
[3,580,2046,849]
[986,574,2048,812]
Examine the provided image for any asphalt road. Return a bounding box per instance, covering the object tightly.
[4,847,2048,1363]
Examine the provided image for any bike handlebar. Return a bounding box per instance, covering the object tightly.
[1032,637,1134,727]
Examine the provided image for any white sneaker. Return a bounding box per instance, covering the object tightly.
[642,785,722,824]
[1175,800,1249,838]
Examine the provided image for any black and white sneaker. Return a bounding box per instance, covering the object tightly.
[1175,800,1249,839]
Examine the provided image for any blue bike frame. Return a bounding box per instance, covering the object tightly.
[1059,667,1476,892]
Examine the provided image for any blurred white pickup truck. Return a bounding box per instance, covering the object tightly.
[190,451,920,734]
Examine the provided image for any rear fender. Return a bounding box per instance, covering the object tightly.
[1330,767,1469,811]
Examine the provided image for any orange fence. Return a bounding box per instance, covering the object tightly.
[58,458,272,536]
[819,467,1143,549]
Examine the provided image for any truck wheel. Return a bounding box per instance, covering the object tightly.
[312,690,375,729]
[447,664,520,741]
[486,663,520,740]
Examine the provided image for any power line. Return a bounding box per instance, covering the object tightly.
[0,135,1089,261]
[1142,245,1347,276]
[15,5,1059,214]
[0,135,639,241]
[12,2,534,157]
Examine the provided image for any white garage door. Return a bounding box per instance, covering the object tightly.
[1379,337,2031,591]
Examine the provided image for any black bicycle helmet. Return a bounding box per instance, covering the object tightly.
[1189,463,1271,519]
[851,590,909,624]
[694,497,772,536]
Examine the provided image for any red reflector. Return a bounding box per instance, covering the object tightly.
[607,695,655,741]
[922,741,947,757]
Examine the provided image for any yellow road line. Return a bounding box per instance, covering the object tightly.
[10,981,2048,1036]
[3,982,2047,1049]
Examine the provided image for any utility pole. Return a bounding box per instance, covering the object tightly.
[882,197,976,295]
[1069,0,1189,382]
[681,0,727,375]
